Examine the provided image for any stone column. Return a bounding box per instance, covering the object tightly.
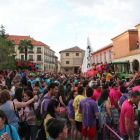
[130,62,133,72]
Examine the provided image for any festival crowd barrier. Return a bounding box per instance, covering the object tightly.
[103,124,123,140]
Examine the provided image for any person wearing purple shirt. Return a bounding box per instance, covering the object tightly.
[79,87,99,140]
[119,86,129,109]
[68,90,78,140]
[41,83,58,119]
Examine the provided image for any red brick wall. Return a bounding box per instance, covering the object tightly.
[113,31,139,59]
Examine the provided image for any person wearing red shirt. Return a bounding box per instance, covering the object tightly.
[109,83,119,132]
[119,91,140,140]
[92,84,102,101]
[18,60,21,69]
[28,61,31,71]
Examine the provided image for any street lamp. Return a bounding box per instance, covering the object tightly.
[137,41,140,48]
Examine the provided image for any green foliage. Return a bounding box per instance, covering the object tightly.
[0,25,6,38]
[18,40,33,60]
[0,36,15,70]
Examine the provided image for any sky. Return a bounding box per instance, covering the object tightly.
[0,0,140,60]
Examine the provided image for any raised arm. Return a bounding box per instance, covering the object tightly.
[127,73,138,87]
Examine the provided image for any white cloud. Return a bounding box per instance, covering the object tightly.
[0,0,140,60]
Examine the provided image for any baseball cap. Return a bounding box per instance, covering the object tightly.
[47,118,66,139]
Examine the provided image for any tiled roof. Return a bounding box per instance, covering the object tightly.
[7,35,45,46]
[7,35,55,52]
[92,43,113,55]
[59,46,84,53]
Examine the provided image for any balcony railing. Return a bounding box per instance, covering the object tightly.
[29,59,34,61]
[37,59,43,61]
[37,51,42,53]
[28,51,34,53]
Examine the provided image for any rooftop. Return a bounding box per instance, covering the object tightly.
[92,43,113,55]
[111,29,138,41]
[59,46,85,53]
[7,35,55,52]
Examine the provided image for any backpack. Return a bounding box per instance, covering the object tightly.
[34,96,50,129]
[97,100,107,119]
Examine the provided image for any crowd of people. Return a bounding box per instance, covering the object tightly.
[0,68,140,140]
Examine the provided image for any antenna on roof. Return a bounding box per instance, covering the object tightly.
[76,33,77,46]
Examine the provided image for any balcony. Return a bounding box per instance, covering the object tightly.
[52,61,55,64]
[36,59,43,61]
[28,51,34,53]
[29,58,34,61]
[37,51,42,53]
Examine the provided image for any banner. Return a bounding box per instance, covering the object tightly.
[82,37,93,73]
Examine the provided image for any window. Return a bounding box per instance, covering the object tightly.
[66,53,69,56]
[11,39,15,43]
[100,54,102,63]
[21,55,24,60]
[29,55,33,60]
[28,48,33,52]
[93,56,95,63]
[37,55,41,61]
[13,46,16,52]
[66,61,69,64]
[109,50,112,62]
[65,69,68,72]
[37,47,41,53]
[76,53,79,56]
[104,52,106,63]
[96,55,98,63]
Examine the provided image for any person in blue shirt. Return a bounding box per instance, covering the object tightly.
[39,81,46,94]
[54,76,60,85]
[0,110,20,140]
[28,76,34,86]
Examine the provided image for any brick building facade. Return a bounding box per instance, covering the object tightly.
[112,23,140,72]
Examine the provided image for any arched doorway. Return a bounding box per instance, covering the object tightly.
[132,59,139,72]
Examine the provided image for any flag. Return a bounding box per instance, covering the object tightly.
[82,37,93,73]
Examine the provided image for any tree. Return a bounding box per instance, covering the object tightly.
[0,25,6,38]
[18,40,33,60]
[0,36,15,70]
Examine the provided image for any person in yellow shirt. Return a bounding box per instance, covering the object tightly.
[106,70,116,83]
[73,86,85,140]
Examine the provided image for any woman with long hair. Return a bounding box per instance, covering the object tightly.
[21,75,27,87]
[68,90,78,140]
[0,110,20,140]
[13,87,24,117]
[44,99,60,140]
[97,89,112,140]
[27,81,33,91]
[0,90,37,130]
[56,85,66,118]
[23,90,39,140]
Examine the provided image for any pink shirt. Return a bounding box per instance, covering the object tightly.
[24,102,39,125]
[131,85,140,92]
[92,89,101,101]
[119,100,134,135]
[116,87,122,100]
[109,88,119,108]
